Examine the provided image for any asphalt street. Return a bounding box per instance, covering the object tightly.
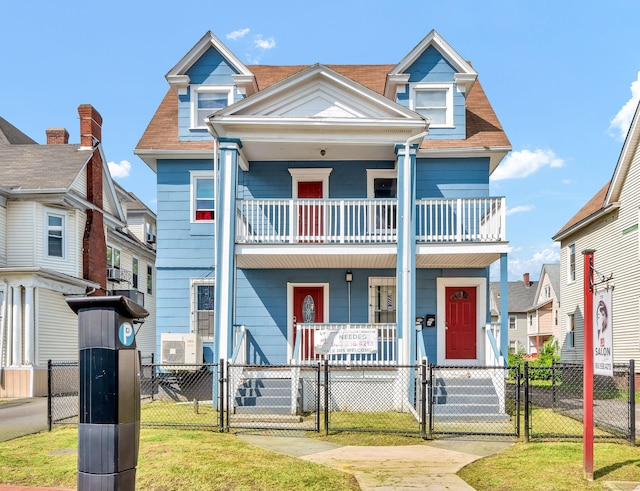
[0,398,48,442]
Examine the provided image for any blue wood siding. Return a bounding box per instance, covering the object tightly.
[238,161,394,199]
[156,159,214,268]
[416,158,490,198]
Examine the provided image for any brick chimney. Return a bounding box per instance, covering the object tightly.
[79,105,106,296]
[46,128,69,145]
[523,273,530,287]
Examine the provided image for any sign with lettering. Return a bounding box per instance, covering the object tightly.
[314,328,378,355]
[593,288,613,377]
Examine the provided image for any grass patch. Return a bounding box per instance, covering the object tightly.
[0,427,358,490]
[459,442,640,491]
[141,399,219,426]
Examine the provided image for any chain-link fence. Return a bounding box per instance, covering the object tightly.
[47,360,79,429]
[524,361,635,444]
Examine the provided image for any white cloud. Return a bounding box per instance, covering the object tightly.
[108,160,131,178]
[226,28,250,40]
[491,149,564,181]
[609,71,640,141]
[506,204,534,216]
[490,244,560,281]
[255,36,276,50]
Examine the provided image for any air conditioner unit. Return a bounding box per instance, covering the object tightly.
[145,232,156,244]
[107,268,122,281]
[160,332,202,371]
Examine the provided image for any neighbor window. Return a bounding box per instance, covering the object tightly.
[567,313,575,349]
[192,279,214,338]
[192,86,233,128]
[191,172,214,222]
[147,264,153,294]
[569,244,576,282]
[106,245,121,270]
[132,257,139,289]
[509,315,516,330]
[46,212,65,258]
[369,277,396,323]
[412,84,453,126]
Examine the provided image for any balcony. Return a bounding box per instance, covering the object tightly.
[235,197,506,269]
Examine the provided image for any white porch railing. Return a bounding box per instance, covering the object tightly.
[293,323,397,365]
[484,322,504,366]
[416,197,505,242]
[237,197,505,244]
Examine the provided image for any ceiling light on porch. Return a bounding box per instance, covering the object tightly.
[320,149,326,156]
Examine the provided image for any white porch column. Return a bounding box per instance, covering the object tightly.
[24,286,35,365]
[11,286,22,366]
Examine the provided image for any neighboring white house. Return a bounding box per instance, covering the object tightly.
[553,99,640,367]
[526,264,560,356]
[0,105,156,397]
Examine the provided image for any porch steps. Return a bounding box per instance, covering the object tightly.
[232,377,303,420]
[431,374,509,421]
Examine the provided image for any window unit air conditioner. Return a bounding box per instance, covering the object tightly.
[160,332,202,371]
[146,232,156,244]
[107,268,122,281]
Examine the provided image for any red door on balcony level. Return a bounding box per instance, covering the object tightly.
[445,287,476,359]
[298,181,323,241]
[293,286,324,359]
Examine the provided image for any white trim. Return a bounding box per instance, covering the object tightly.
[288,168,332,198]
[368,277,397,324]
[366,169,397,198]
[287,282,329,361]
[436,277,487,366]
[191,85,234,129]
[410,83,454,128]
[190,170,215,223]
[190,278,215,341]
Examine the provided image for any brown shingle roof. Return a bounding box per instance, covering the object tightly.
[553,183,609,238]
[136,64,510,152]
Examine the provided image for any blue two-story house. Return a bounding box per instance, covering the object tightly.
[135,30,511,372]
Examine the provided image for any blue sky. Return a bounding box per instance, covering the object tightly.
[3,1,640,281]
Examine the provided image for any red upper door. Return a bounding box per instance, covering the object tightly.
[293,286,324,359]
[297,181,323,241]
[445,287,476,359]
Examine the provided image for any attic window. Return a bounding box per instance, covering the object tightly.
[191,85,234,128]
[412,83,453,127]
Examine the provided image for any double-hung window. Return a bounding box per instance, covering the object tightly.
[107,245,121,281]
[191,171,215,222]
[192,86,234,128]
[567,313,575,349]
[569,244,576,282]
[132,257,139,289]
[46,211,65,258]
[412,84,453,127]
[192,279,214,339]
[369,277,396,324]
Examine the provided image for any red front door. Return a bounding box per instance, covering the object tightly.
[297,181,323,241]
[293,286,324,359]
[445,287,476,359]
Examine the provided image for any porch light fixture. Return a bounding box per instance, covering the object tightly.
[346,270,353,323]
[320,149,326,156]
[415,316,424,329]
[345,271,353,283]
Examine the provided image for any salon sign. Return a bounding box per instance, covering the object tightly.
[593,288,613,377]
[314,328,378,355]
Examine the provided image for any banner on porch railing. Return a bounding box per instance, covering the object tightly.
[314,328,378,355]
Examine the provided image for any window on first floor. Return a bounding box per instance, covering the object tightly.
[192,279,214,339]
[569,244,576,282]
[191,171,215,222]
[369,277,396,324]
[567,313,575,349]
[46,211,65,258]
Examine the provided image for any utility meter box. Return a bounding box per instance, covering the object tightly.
[67,295,148,491]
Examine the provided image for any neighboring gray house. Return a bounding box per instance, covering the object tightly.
[491,273,538,355]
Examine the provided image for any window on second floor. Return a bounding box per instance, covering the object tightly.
[569,244,576,282]
[46,211,65,259]
[132,257,139,289]
[412,84,453,127]
[107,245,121,269]
[191,172,214,222]
[191,85,234,128]
[509,315,516,330]
[147,264,153,295]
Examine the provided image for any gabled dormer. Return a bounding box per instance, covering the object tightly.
[385,30,477,140]
[165,31,257,140]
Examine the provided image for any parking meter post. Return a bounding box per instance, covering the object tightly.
[67,295,148,491]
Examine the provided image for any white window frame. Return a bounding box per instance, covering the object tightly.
[368,277,397,324]
[45,210,67,259]
[411,83,454,128]
[366,169,397,198]
[190,170,215,223]
[288,168,332,198]
[190,85,234,129]
[566,313,575,350]
[509,315,517,330]
[132,257,139,290]
[568,244,576,283]
[191,278,215,341]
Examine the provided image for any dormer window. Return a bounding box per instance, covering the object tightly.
[412,83,453,127]
[192,85,234,128]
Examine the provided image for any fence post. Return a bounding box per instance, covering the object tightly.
[150,353,155,402]
[427,364,434,439]
[323,360,329,436]
[219,359,225,432]
[420,360,427,439]
[515,364,521,438]
[630,360,636,446]
[316,362,321,433]
[524,361,529,443]
[552,359,556,409]
[47,359,52,431]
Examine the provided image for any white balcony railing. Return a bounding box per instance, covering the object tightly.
[236,197,505,244]
[293,323,397,365]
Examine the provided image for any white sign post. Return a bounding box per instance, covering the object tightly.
[593,288,613,377]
